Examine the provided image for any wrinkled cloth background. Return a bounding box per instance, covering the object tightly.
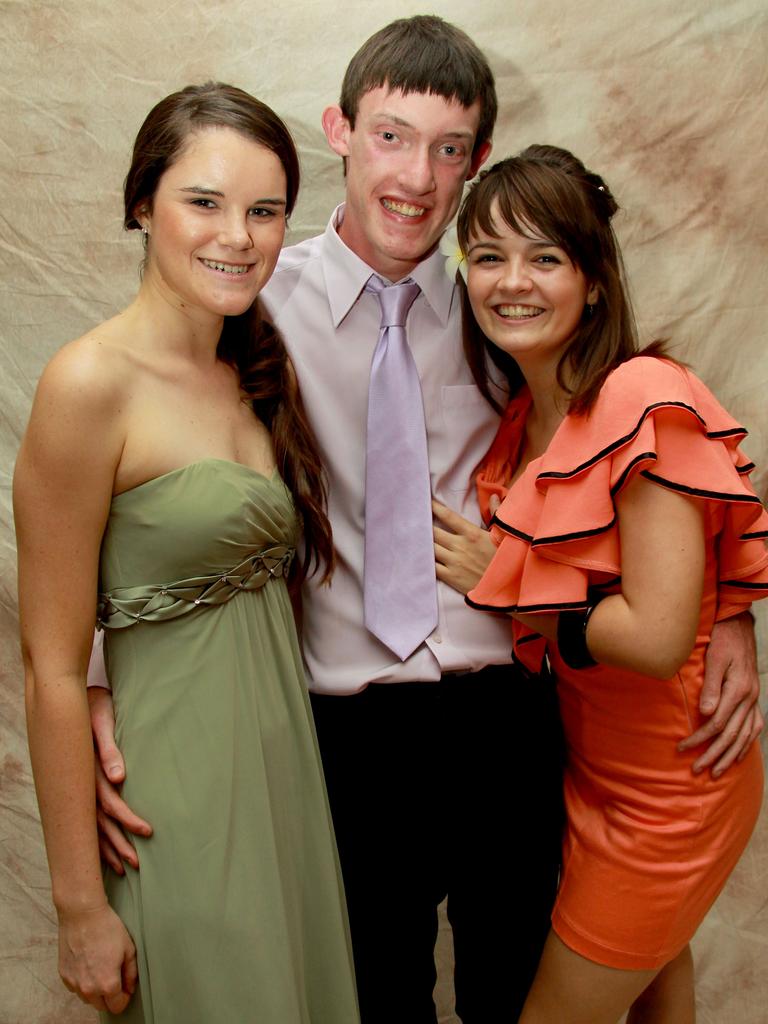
[1,1,766,1022]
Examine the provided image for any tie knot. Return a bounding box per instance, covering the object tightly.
[367,275,421,328]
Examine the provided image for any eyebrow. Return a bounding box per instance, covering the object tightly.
[466,239,500,255]
[370,112,474,140]
[467,236,558,254]
[176,186,286,206]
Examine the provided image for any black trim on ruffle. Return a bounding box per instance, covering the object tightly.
[516,632,543,646]
[534,518,617,547]
[492,512,617,547]
[591,575,622,590]
[640,470,762,504]
[708,428,749,439]
[489,516,532,542]
[534,401,747,483]
[492,465,762,552]
[465,594,588,614]
[720,579,768,590]
[610,452,656,496]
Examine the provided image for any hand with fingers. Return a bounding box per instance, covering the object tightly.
[89,687,153,873]
[432,498,499,596]
[58,903,137,1014]
[678,611,763,777]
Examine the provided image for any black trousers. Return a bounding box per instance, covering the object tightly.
[310,664,565,1024]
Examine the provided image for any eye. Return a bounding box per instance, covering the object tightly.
[379,131,399,143]
[438,143,464,158]
[534,253,563,265]
[190,198,217,209]
[249,206,278,218]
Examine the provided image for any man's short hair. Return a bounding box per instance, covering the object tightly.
[339,15,497,155]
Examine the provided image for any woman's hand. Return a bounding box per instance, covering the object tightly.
[58,903,137,1013]
[433,499,498,595]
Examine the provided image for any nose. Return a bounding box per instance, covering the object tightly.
[218,211,253,251]
[499,257,533,293]
[397,146,436,196]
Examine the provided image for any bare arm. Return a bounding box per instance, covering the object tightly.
[504,476,706,673]
[437,476,760,773]
[15,342,136,1012]
[581,474,705,678]
[585,481,763,773]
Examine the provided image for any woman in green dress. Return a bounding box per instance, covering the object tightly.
[14,83,359,1023]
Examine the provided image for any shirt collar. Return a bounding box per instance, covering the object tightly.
[408,239,456,328]
[321,204,456,328]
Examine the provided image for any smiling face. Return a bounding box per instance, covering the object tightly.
[466,201,597,376]
[323,86,491,280]
[137,126,287,322]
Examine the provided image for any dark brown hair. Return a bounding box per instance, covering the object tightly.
[339,15,497,157]
[124,82,300,226]
[123,82,332,581]
[457,144,656,414]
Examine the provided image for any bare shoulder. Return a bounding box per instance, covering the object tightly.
[37,318,137,413]
[19,315,140,482]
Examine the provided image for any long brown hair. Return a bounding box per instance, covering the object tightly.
[457,144,659,415]
[124,81,332,580]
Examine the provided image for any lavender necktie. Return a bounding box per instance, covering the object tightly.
[364,275,438,660]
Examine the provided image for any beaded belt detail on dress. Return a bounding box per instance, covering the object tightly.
[97,545,294,629]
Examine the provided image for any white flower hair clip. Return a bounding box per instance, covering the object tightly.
[439,226,468,283]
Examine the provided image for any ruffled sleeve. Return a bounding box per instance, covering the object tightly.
[467,357,768,665]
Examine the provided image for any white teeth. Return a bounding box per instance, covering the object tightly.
[497,304,544,318]
[382,198,425,218]
[201,259,250,274]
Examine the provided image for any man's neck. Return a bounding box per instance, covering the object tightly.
[335,207,436,280]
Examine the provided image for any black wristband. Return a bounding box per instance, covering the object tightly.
[557,603,600,670]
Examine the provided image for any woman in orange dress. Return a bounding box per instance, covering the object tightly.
[435,146,768,1022]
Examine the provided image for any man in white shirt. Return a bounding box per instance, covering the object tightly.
[256,24,562,1022]
[90,15,762,1023]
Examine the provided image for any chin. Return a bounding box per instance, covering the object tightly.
[222,301,259,318]
[381,234,437,268]
[205,291,262,318]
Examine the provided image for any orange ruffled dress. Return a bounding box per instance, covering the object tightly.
[467,357,768,970]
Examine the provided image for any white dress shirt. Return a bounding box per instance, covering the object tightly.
[262,207,512,694]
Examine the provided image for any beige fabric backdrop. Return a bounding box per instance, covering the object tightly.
[1,1,766,1021]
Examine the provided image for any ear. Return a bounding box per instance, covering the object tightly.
[587,284,599,305]
[467,139,492,180]
[134,204,151,231]
[322,105,352,158]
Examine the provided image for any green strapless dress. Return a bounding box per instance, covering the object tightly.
[98,459,358,1024]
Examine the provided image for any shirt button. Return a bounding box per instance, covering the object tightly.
[432,633,442,644]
